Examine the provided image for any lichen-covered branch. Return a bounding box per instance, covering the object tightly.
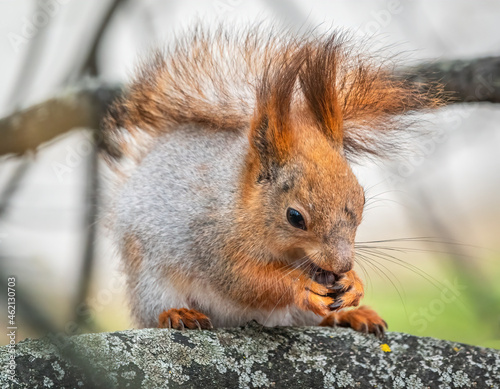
[1,323,499,388]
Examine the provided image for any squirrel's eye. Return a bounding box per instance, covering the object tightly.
[287,208,306,230]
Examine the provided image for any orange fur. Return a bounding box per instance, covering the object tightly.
[122,233,143,277]
[320,305,387,338]
[219,253,333,316]
[159,308,213,330]
[103,25,445,333]
[333,270,364,309]
[215,253,363,318]
[101,26,443,170]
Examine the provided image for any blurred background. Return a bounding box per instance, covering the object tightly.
[0,0,499,349]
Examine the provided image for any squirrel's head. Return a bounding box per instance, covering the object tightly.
[242,37,441,278]
[247,118,364,276]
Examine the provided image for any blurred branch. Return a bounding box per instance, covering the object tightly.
[0,160,31,220]
[0,263,109,389]
[68,0,125,81]
[1,56,500,156]
[0,82,121,156]
[7,2,52,111]
[0,1,51,228]
[67,0,125,331]
[405,56,500,103]
[73,142,100,332]
[81,0,124,77]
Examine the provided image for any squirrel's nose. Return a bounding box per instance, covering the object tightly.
[333,239,354,274]
[335,260,353,274]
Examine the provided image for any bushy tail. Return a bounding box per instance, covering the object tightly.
[101,24,444,172]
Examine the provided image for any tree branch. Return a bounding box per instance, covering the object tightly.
[405,56,500,103]
[0,82,121,156]
[1,324,499,388]
[67,0,126,81]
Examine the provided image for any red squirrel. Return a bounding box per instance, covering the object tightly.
[101,25,440,337]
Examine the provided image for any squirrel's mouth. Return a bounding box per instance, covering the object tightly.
[310,266,340,287]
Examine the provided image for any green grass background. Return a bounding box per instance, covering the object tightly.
[361,254,500,350]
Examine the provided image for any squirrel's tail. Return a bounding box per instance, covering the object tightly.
[100,25,269,171]
[100,24,444,174]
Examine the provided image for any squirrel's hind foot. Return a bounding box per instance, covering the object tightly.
[319,305,387,339]
[158,308,213,330]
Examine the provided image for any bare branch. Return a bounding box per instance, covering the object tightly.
[68,0,126,80]
[6,2,52,111]
[0,82,121,156]
[404,56,500,103]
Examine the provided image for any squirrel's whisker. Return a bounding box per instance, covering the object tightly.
[355,248,447,292]
[355,253,408,315]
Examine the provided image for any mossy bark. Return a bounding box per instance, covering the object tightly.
[1,322,499,388]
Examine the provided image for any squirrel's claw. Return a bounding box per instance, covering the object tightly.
[327,270,364,311]
[328,300,343,310]
[320,305,388,338]
[158,308,213,330]
[297,269,365,316]
[297,281,335,317]
[373,323,385,339]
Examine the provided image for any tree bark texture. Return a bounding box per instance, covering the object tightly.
[1,322,499,388]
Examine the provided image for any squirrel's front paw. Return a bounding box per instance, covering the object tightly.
[158,308,213,330]
[296,280,335,317]
[327,270,364,310]
[320,305,388,339]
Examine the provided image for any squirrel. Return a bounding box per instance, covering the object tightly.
[100,25,441,336]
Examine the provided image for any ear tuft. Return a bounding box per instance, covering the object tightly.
[249,47,307,175]
[299,35,344,147]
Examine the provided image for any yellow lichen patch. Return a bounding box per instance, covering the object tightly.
[453,347,460,352]
[380,343,391,353]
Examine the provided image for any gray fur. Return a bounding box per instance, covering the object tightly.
[113,125,322,328]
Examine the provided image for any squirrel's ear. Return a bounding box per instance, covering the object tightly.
[249,112,290,174]
[249,51,305,180]
[249,111,291,183]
